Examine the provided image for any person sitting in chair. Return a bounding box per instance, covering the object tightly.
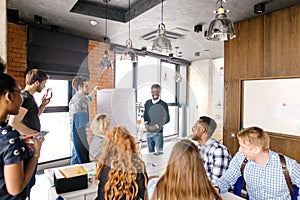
[215,126,300,199]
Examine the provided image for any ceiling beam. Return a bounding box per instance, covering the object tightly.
[70,1,126,22]
[70,0,163,23]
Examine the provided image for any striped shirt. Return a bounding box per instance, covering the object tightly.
[197,137,231,184]
[215,151,300,200]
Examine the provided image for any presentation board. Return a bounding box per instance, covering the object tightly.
[243,78,300,136]
[97,88,136,136]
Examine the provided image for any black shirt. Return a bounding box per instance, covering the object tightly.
[96,166,148,200]
[21,90,41,132]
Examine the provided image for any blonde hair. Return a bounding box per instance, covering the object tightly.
[237,126,270,151]
[151,139,222,200]
[90,114,110,136]
[95,126,148,200]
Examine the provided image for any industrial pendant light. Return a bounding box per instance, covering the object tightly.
[152,0,172,53]
[120,0,137,62]
[100,0,112,69]
[206,0,236,41]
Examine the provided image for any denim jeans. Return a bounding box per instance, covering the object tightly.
[146,132,164,153]
[70,146,79,165]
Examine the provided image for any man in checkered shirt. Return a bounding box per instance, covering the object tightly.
[191,116,231,184]
[215,127,300,199]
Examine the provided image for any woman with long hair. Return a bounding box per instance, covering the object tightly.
[0,58,44,199]
[95,126,148,200]
[88,113,110,161]
[148,139,223,200]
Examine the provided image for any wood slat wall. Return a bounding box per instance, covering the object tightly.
[224,5,300,162]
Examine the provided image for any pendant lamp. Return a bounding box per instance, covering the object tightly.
[206,0,236,41]
[152,0,172,53]
[120,0,137,62]
[100,0,112,69]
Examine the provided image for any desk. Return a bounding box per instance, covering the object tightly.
[44,146,244,200]
[45,163,97,200]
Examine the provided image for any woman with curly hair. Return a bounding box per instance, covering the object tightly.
[95,126,148,200]
[148,139,223,200]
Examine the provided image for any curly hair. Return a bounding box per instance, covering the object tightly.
[95,126,148,200]
[151,139,222,200]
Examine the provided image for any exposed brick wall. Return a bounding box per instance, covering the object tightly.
[6,23,115,121]
[88,40,115,121]
[6,22,27,88]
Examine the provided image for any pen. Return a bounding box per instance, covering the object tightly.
[147,162,157,167]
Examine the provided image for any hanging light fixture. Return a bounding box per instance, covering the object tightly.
[152,0,172,53]
[99,0,112,69]
[206,0,236,41]
[120,0,137,62]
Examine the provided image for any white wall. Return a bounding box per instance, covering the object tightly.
[0,0,7,63]
[187,58,224,141]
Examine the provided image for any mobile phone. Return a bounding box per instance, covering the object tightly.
[35,130,49,140]
[40,130,49,136]
[45,88,52,99]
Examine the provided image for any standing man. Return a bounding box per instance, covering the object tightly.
[69,76,98,165]
[144,84,170,153]
[215,127,300,199]
[191,116,231,184]
[9,69,50,199]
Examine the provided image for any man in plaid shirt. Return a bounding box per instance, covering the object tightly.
[191,116,231,184]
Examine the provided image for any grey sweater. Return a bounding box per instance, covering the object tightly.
[89,134,105,161]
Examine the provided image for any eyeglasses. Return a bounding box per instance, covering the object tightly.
[193,124,204,128]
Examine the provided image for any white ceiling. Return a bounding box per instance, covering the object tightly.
[7,0,300,62]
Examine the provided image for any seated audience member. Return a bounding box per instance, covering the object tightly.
[191,116,231,184]
[95,126,148,200]
[148,139,223,200]
[89,113,110,161]
[215,126,300,199]
[0,58,44,199]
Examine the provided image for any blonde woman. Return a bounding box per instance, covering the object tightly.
[148,139,223,200]
[95,126,148,200]
[88,113,110,161]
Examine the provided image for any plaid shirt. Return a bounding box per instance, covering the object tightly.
[197,137,231,184]
[215,151,300,200]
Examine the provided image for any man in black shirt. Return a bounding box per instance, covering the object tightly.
[144,84,170,153]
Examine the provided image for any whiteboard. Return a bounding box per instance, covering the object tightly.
[97,88,136,136]
[243,78,300,136]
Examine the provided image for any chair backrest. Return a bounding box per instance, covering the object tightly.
[293,185,299,200]
[72,112,90,164]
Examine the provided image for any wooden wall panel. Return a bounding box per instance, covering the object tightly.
[224,17,264,81]
[268,132,300,161]
[264,6,300,76]
[224,5,300,163]
[223,128,240,156]
[223,80,240,129]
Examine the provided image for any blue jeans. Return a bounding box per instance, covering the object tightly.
[147,132,164,153]
[70,146,79,165]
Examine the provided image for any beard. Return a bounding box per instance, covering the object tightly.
[191,135,198,141]
[36,84,43,93]
[152,95,159,100]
